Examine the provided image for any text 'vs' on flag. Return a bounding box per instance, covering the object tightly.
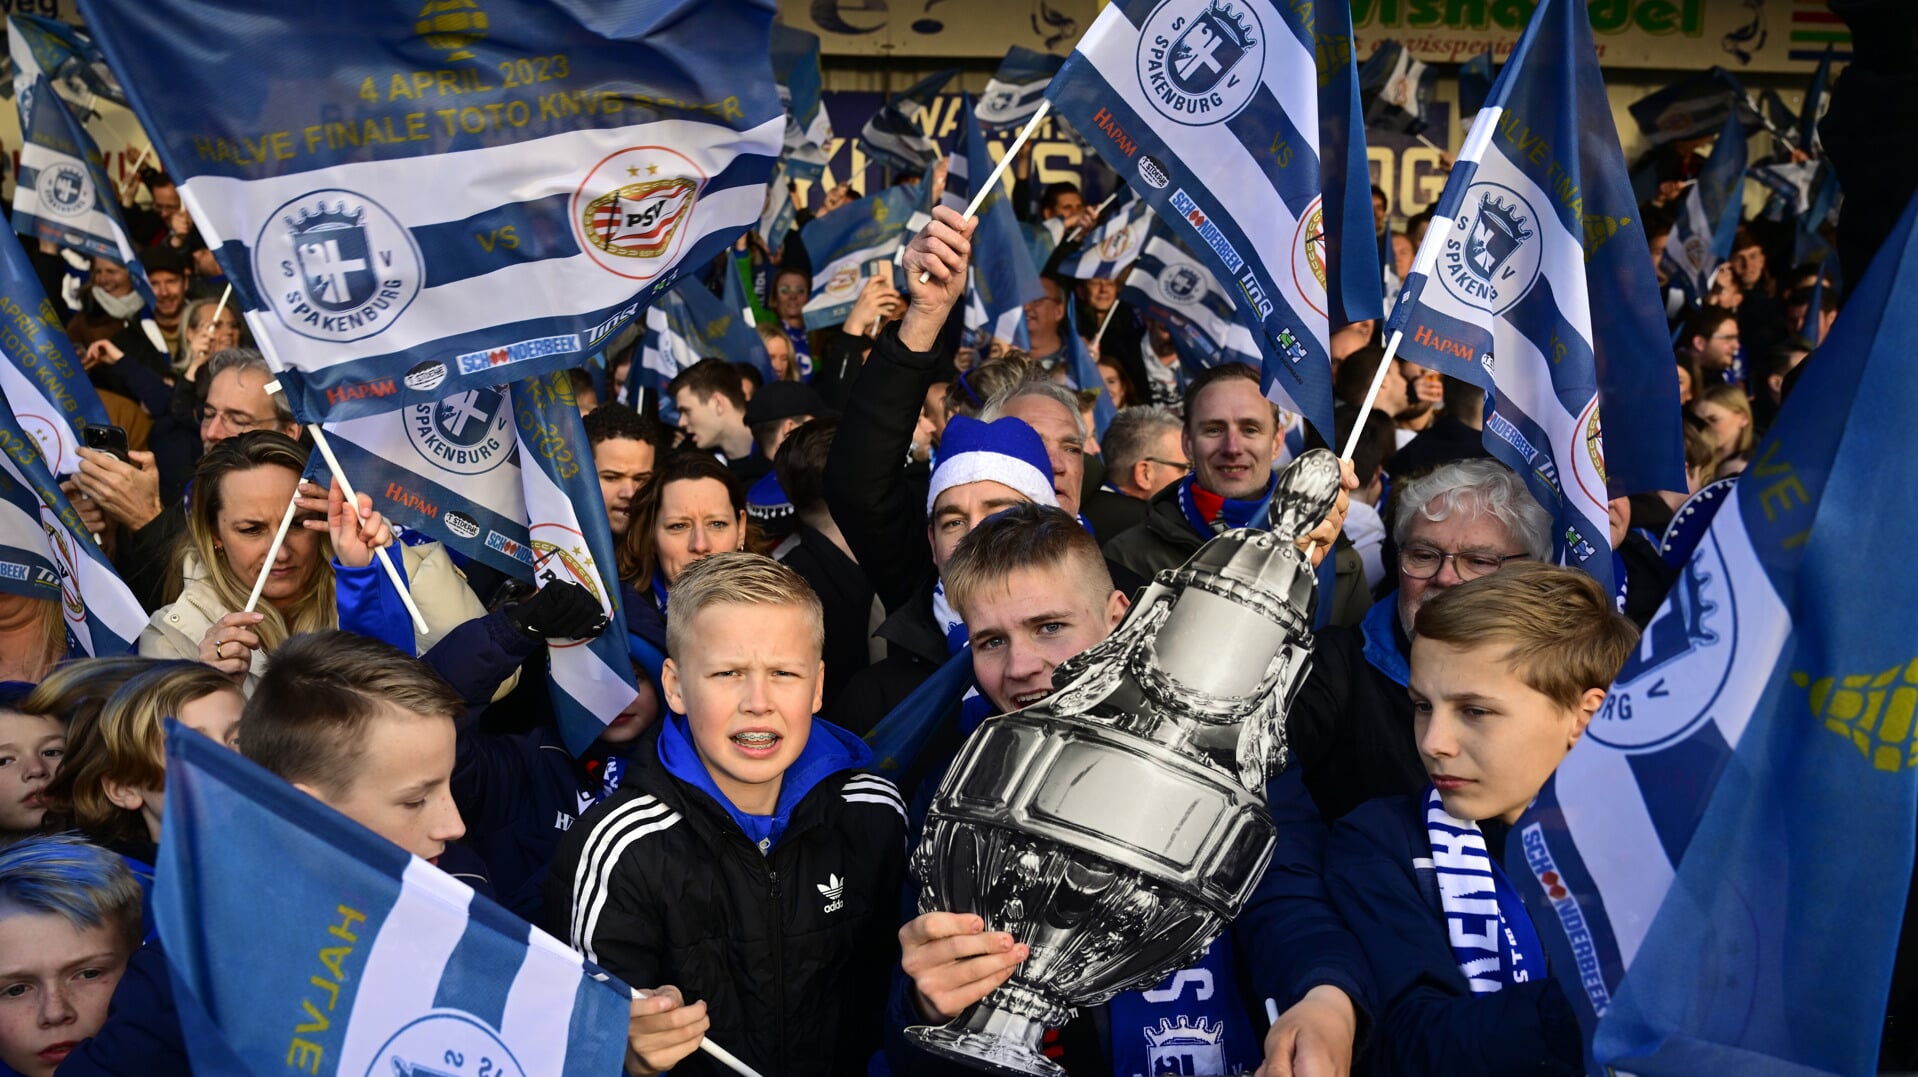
[75,0,784,424]
[1514,187,1918,1077]
[155,720,633,1077]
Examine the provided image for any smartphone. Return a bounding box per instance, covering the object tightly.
[867,258,894,286]
[82,423,131,464]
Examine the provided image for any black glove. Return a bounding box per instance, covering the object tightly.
[505,580,610,641]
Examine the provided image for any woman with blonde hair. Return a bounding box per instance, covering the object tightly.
[1690,382,1754,472]
[758,322,802,382]
[138,431,487,689]
[43,661,242,861]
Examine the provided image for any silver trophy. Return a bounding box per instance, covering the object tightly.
[906,448,1344,1076]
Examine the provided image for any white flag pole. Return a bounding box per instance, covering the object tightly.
[241,491,301,616]
[918,100,1053,283]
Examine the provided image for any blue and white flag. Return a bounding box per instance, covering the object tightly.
[1045,0,1376,441]
[1063,297,1115,437]
[156,720,632,1077]
[76,0,784,425]
[1798,44,1832,156]
[945,94,1046,343]
[770,23,831,168]
[1387,0,1686,599]
[636,291,697,419]
[859,69,955,173]
[798,185,915,330]
[0,390,145,658]
[1120,232,1261,374]
[1749,158,1820,220]
[977,46,1063,135]
[1357,39,1432,136]
[1056,194,1153,282]
[0,224,107,477]
[313,375,637,754]
[1793,161,1840,268]
[1314,0,1387,330]
[8,16,152,304]
[1513,189,1918,1077]
[756,158,804,254]
[1661,106,1748,301]
[674,272,773,381]
[1458,52,1497,127]
[511,372,642,754]
[1627,69,1743,146]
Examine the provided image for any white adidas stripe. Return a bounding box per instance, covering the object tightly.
[570,795,674,957]
[843,794,908,824]
[841,775,904,804]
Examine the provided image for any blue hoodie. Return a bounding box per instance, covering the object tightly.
[657,711,873,852]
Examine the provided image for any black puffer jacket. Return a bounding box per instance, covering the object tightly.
[542,725,907,1077]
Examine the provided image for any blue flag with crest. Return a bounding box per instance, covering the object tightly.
[0,224,108,477]
[945,95,1047,346]
[156,720,632,1077]
[309,373,638,755]
[75,0,783,425]
[770,23,831,169]
[1045,0,1378,442]
[1661,106,1748,301]
[1386,0,1685,600]
[859,69,955,173]
[0,390,146,658]
[8,15,153,306]
[1512,189,1918,1077]
[1120,229,1262,375]
[798,185,915,331]
[977,46,1063,135]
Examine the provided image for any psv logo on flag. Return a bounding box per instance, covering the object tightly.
[572,147,706,280]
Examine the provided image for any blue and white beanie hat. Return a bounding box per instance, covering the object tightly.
[926,415,1058,513]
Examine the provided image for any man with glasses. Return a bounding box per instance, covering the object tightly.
[1081,404,1186,541]
[72,348,301,609]
[1287,456,1552,823]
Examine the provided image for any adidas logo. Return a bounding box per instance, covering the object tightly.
[816,873,845,914]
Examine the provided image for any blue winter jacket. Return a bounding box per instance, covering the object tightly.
[1326,793,1582,1075]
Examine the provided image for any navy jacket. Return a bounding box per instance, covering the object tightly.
[1326,794,1582,1076]
[416,605,639,921]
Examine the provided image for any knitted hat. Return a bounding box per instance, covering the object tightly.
[927,415,1058,513]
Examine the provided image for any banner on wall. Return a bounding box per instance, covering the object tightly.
[780,0,1844,71]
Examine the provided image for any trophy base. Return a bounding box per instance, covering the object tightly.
[904,1024,1063,1077]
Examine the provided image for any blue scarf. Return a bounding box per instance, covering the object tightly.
[656,712,872,853]
[1424,786,1546,992]
[1105,935,1261,1076]
[650,570,670,617]
[1176,474,1274,541]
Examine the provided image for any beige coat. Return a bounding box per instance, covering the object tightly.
[139,541,494,695]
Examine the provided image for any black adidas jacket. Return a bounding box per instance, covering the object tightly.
[541,725,908,1077]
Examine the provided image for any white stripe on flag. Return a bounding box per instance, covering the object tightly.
[499,929,589,1077]
[181,116,780,371]
[0,363,81,476]
[332,859,476,1076]
[1552,721,1674,967]
[1073,2,1325,348]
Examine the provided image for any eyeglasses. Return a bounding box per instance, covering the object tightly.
[1144,457,1191,473]
[1398,545,1527,581]
[775,284,808,296]
[197,405,275,432]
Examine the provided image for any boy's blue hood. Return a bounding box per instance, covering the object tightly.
[657,712,873,853]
